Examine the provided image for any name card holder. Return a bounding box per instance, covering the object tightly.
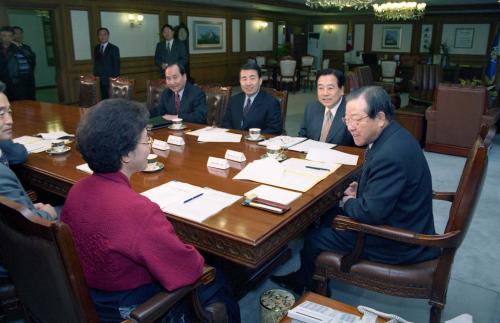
[167,135,185,146]
[207,156,230,169]
[152,139,170,151]
[224,149,246,162]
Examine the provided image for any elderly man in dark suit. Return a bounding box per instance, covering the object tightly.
[93,27,120,100]
[298,68,353,146]
[149,63,207,124]
[222,62,282,135]
[271,86,440,293]
[154,24,188,78]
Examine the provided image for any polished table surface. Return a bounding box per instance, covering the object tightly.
[11,101,363,268]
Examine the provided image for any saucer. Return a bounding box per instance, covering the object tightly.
[142,162,164,173]
[168,124,187,130]
[260,153,287,162]
[245,135,265,142]
[46,146,71,155]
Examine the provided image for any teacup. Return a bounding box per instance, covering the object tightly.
[51,140,66,152]
[249,128,261,140]
[145,154,158,171]
[172,118,183,129]
[266,144,283,159]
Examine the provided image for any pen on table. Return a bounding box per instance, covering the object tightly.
[305,165,330,171]
[243,199,283,213]
[183,193,204,203]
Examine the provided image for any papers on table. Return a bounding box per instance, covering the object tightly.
[13,136,51,153]
[306,148,358,165]
[141,181,241,222]
[186,127,228,137]
[245,185,302,205]
[198,131,242,143]
[233,158,340,192]
[76,163,93,174]
[287,139,336,153]
[287,301,360,323]
[36,131,74,140]
[258,136,307,149]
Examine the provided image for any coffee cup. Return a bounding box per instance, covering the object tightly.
[172,118,183,129]
[249,128,261,140]
[266,144,282,159]
[146,154,158,171]
[51,140,66,152]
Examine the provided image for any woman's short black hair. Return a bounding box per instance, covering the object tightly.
[345,86,394,121]
[76,99,149,173]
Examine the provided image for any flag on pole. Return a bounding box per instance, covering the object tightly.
[346,23,353,52]
[485,28,499,84]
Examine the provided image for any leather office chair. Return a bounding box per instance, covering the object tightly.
[78,74,101,108]
[146,79,167,111]
[109,76,135,100]
[425,84,500,156]
[313,136,489,323]
[261,87,288,133]
[0,196,228,323]
[200,85,232,127]
[277,57,297,93]
[409,64,443,106]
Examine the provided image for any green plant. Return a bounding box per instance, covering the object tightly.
[459,78,483,86]
[276,43,290,58]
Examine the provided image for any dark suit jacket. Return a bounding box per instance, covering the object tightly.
[298,98,354,146]
[0,140,28,165]
[149,82,207,124]
[222,91,282,135]
[343,121,440,264]
[154,40,188,76]
[93,43,120,83]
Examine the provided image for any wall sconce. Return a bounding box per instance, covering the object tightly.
[323,25,335,33]
[128,13,144,28]
[256,21,269,32]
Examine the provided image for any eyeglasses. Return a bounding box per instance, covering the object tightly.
[0,108,12,118]
[139,135,153,146]
[342,115,369,126]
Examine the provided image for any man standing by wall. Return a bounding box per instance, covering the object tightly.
[154,24,188,78]
[93,27,120,100]
[12,26,36,100]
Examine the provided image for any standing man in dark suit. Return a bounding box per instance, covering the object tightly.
[271,86,440,293]
[149,63,207,124]
[299,68,353,146]
[12,26,36,100]
[93,27,120,100]
[154,24,188,78]
[223,62,282,134]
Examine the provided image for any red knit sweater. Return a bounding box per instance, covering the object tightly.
[61,172,204,292]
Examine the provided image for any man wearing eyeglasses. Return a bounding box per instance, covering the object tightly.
[272,86,439,294]
[298,68,353,146]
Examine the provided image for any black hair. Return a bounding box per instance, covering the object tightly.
[345,86,394,121]
[316,68,345,88]
[0,26,14,34]
[161,24,174,33]
[12,26,23,33]
[166,62,186,75]
[240,62,262,78]
[97,27,110,35]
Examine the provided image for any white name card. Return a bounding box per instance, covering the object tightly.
[167,135,185,146]
[224,149,246,162]
[207,156,230,169]
[152,139,170,151]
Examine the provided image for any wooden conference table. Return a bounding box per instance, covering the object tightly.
[11,101,363,270]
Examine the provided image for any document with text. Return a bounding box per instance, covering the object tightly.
[287,139,336,153]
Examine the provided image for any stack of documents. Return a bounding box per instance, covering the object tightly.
[306,148,358,165]
[36,131,74,140]
[258,136,306,149]
[287,301,360,323]
[141,181,241,222]
[198,131,242,143]
[186,127,228,137]
[245,185,302,205]
[13,136,52,153]
[288,139,336,153]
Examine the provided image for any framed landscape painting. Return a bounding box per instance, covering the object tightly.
[193,20,223,49]
[382,27,402,49]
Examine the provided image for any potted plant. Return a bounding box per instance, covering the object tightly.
[440,42,449,67]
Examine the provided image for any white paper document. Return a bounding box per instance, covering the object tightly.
[288,139,336,153]
[306,148,359,165]
[258,136,307,149]
[245,185,302,205]
[37,131,74,140]
[288,301,360,323]
[198,132,242,143]
[186,127,229,137]
[141,181,241,222]
[13,136,52,153]
[76,163,93,174]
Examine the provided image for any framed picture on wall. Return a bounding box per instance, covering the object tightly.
[454,28,474,48]
[193,20,223,49]
[382,27,402,49]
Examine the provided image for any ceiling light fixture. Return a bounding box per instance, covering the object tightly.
[305,0,373,10]
[373,2,426,21]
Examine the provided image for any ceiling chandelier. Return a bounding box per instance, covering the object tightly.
[305,0,373,10]
[373,2,427,21]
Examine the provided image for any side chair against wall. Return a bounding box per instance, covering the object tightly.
[199,85,232,127]
[261,87,289,134]
[146,79,168,111]
[0,196,228,323]
[277,57,297,93]
[255,56,271,86]
[312,135,489,323]
[109,76,135,100]
[300,55,316,92]
[322,58,330,69]
[78,74,101,108]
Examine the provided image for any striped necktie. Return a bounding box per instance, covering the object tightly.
[319,109,333,142]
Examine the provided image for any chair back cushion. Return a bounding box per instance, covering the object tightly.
[146,79,167,110]
[255,56,266,67]
[261,87,288,131]
[79,74,100,108]
[322,58,330,69]
[109,77,135,100]
[381,61,397,78]
[280,60,297,77]
[200,85,232,126]
[301,56,314,67]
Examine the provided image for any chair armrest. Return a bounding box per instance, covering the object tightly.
[126,265,215,323]
[334,215,461,248]
[432,191,455,202]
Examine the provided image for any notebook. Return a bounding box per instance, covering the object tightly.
[148,116,172,129]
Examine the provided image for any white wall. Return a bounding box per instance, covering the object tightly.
[70,10,92,61]
[372,24,413,53]
[245,20,273,52]
[441,24,489,55]
[168,15,179,27]
[354,24,365,52]
[313,24,347,51]
[232,19,240,52]
[8,10,57,87]
[100,12,159,58]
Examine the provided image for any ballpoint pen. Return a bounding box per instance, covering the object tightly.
[305,165,330,171]
[183,192,204,203]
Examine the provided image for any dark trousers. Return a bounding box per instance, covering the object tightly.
[100,79,110,100]
[5,75,36,101]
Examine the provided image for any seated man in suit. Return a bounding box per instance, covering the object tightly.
[154,24,188,77]
[223,62,282,134]
[271,86,440,294]
[93,27,120,100]
[298,68,354,146]
[149,62,207,124]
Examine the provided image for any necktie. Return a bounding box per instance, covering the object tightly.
[243,97,252,117]
[319,109,333,142]
[100,45,104,54]
[175,92,180,114]
[167,41,171,53]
